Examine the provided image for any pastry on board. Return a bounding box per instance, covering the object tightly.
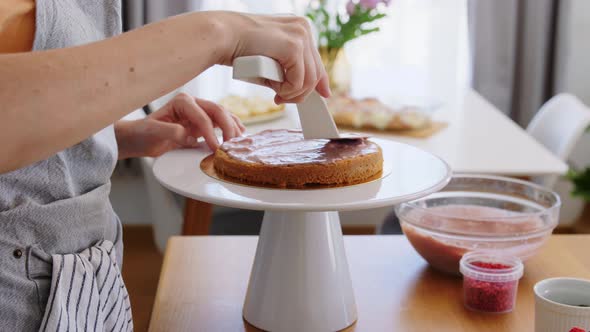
[219,95,285,122]
[327,95,431,131]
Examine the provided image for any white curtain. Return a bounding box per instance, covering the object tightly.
[554,0,590,105]
[123,0,204,29]
[469,0,559,126]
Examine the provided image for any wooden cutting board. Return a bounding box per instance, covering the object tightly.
[337,121,448,139]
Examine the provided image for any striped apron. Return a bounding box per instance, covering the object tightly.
[30,241,132,332]
[0,1,132,331]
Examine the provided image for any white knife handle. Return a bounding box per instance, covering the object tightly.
[232,56,341,139]
[232,56,284,85]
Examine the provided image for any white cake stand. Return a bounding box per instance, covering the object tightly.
[153,138,451,332]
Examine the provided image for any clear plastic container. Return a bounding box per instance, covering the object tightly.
[459,252,524,313]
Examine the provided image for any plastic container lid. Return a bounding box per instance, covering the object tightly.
[460,251,524,282]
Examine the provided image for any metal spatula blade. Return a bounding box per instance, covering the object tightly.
[232,55,342,140]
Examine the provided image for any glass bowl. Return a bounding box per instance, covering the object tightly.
[396,174,561,275]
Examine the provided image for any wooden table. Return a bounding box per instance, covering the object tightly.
[149,235,590,331]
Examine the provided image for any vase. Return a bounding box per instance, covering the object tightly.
[319,47,351,96]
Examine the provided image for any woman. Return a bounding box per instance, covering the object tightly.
[0,1,330,330]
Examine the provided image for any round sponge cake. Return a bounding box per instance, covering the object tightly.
[213,129,383,188]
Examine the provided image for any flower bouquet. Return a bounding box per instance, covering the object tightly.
[306,0,391,94]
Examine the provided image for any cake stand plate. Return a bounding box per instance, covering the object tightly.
[153,138,451,332]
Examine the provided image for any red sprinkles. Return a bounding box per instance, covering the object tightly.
[471,261,511,270]
[463,261,518,313]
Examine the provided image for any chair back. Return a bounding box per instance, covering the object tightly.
[526,93,590,187]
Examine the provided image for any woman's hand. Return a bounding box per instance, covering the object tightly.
[115,93,245,159]
[216,12,331,104]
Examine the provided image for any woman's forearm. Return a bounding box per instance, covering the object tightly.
[0,12,329,174]
[0,12,228,173]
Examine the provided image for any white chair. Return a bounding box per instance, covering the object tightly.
[526,93,590,188]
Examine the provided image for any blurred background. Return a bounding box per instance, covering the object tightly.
[113,1,590,330]
[115,0,470,245]
[114,0,590,239]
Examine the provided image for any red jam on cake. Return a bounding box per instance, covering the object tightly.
[213,129,383,188]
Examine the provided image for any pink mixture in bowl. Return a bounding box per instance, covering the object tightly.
[397,175,560,275]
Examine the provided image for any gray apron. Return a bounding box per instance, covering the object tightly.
[0,1,130,330]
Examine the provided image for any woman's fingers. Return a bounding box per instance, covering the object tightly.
[308,29,331,98]
[232,14,331,103]
[195,98,239,142]
[282,42,317,102]
[173,94,219,150]
[148,93,248,153]
[316,72,331,98]
[230,113,246,133]
[281,53,305,100]
[280,27,307,100]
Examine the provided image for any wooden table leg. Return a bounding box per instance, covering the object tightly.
[182,198,213,235]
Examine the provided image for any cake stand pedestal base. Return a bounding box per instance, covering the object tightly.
[243,211,357,332]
